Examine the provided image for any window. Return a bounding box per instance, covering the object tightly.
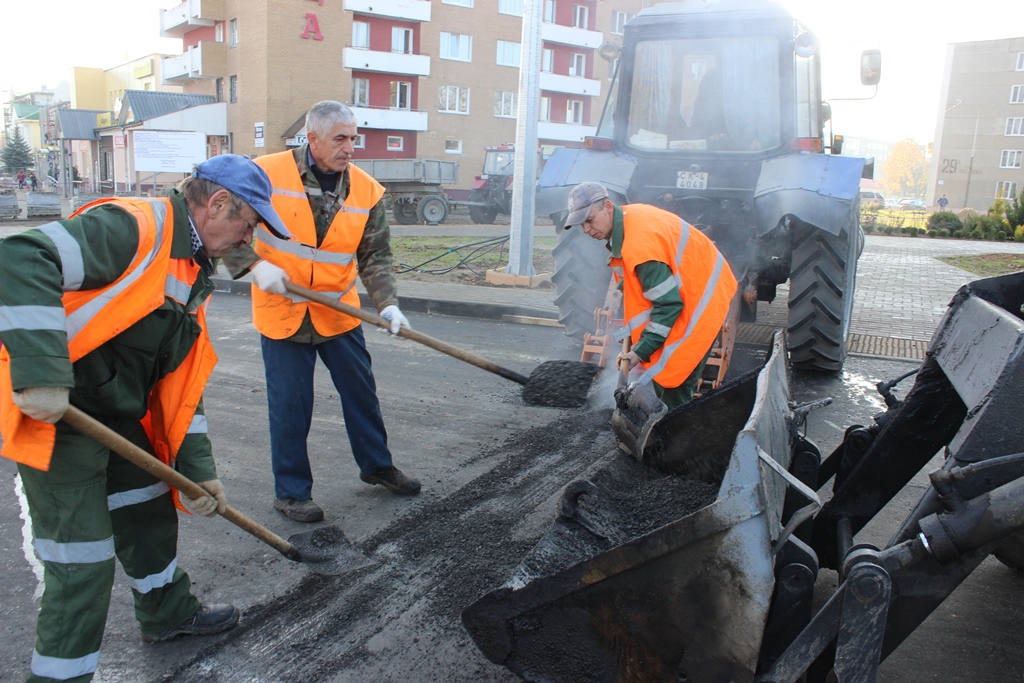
[443,0,473,5]
[440,32,472,62]
[497,41,521,67]
[445,139,463,154]
[542,48,554,73]
[215,78,224,102]
[996,181,1018,199]
[1013,85,1024,104]
[566,99,583,124]
[353,22,369,49]
[540,96,551,121]
[1007,117,1024,136]
[569,52,586,77]
[544,0,556,23]
[611,10,634,35]
[229,75,237,103]
[1017,53,1024,71]
[573,5,589,29]
[353,78,370,106]
[228,19,237,47]
[392,27,413,54]
[499,0,523,16]
[495,90,517,118]
[390,81,412,109]
[354,134,365,149]
[1000,150,1023,169]
[439,85,470,114]
[215,22,224,42]
[387,135,404,151]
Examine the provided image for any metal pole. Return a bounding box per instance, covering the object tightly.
[506,0,543,276]
[962,117,978,210]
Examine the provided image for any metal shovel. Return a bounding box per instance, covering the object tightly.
[61,406,372,576]
[610,337,667,458]
[284,282,599,408]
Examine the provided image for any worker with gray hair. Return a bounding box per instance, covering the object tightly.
[223,100,419,524]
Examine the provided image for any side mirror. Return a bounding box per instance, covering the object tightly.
[832,134,844,155]
[598,42,621,63]
[861,49,882,86]
[821,101,832,124]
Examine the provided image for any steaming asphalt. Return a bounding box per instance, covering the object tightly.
[1,295,1023,681]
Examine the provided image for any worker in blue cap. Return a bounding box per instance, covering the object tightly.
[0,154,289,682]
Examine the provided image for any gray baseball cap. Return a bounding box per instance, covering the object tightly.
[564,181,610,229]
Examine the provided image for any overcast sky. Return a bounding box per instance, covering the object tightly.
[2,0,1023,145]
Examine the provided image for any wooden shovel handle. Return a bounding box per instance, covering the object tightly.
[61,406,300,561]
[619,337,631,388]
[284,281,530,386]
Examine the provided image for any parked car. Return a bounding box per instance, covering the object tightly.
[897,198,926,210]
[858,190,886,210]
[884,198,899,208]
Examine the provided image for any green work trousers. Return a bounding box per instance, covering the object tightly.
[17,417,200,683]
[653,345,713,412]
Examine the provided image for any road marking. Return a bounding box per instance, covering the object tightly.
[15,473,45,600]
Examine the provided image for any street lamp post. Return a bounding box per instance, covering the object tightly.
[962,117,979,210]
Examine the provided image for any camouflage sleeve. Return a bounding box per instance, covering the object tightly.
[220,244,260,279]
[356,198,398,311]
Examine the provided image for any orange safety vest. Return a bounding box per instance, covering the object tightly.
[252,152,385,338]
[613,204,737,388]
[0,197,218,472]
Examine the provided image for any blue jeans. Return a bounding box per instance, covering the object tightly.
[261,327,394,501]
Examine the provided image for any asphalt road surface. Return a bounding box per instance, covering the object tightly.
[2,294,1023,682]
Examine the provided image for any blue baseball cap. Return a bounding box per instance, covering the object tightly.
[194,155,292,239]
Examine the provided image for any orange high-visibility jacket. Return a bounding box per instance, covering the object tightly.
[0,197,218,471]
[252,152,385,338]
[613,203,737,388]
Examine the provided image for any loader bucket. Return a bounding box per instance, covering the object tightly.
[463,331,795,683]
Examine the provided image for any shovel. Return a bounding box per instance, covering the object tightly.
[284,281,599,408]
[610,337,667,458]
[61,406,372,576]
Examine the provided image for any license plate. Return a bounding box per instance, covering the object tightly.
[676,171,709,190]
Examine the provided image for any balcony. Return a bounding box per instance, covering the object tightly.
[343,0,431,22]
[343,48,430,77]
[541,22,602,49]
[160,0,224,38]
[540,72,601,98]
[350,106,428,131]
[538,121,597,143]
[161,42,226,83]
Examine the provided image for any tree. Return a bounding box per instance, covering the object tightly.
[1007,189,1024,233]
[881,137,928,199]
[2,126,34,174]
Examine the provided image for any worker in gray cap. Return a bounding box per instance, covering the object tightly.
[565,181,737,409]
[0,154,289,681]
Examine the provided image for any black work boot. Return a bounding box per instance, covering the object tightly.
[142,603,240,643]
[274,497,325,523]
[360,467,421,495]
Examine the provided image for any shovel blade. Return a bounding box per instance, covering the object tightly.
[522,361,600,408]
[287,526,374,576]
[612,382,668,459]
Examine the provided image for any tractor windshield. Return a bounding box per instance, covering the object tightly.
[483,150,515,175]
[625,36,781,153]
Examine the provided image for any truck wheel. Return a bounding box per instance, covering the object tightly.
[787,217,859,373]
[417,196,448,225]
[393,200,419,225]
[552,223,613,339]
[994,531,1024,572]
[468,190,498,224]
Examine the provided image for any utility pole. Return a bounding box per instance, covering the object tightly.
[962,116,979,210]
[506,0,542,276]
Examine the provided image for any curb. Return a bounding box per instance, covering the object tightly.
[211,277,560,323]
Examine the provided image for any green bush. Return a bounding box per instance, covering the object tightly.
[1015,225,1024,242]
[927,211,963,233]
[884,226,894,235]
[964,214,1006,238]
[970,229,983,240]
[997,230,1007,241]
[863,223,875,233]
[939,229,950,238]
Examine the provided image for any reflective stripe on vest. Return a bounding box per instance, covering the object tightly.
[38,221,85,291]
[255,226,356,265]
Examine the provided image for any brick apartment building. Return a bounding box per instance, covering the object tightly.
[159,0,647,189]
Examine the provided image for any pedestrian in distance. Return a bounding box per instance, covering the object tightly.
[938,194,949,210]
[29,171,38,191]
[564,182,738,410]
[222,100,420,524]
[17,169,26,188]
[0,154,293,682]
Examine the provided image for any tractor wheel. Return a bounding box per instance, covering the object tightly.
[787,216,861,373]
[468,190,499,224]
[552,222,613,339]
[392,200,419,225]
[417,196,449,225]
[994,531,1024,572]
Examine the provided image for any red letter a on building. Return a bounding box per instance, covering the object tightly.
[301,13,323,41]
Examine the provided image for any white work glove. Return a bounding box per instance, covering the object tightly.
[12,386,70,424]
[179,479,227,517]
[379,305,410,336]
[251,260,290,295]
